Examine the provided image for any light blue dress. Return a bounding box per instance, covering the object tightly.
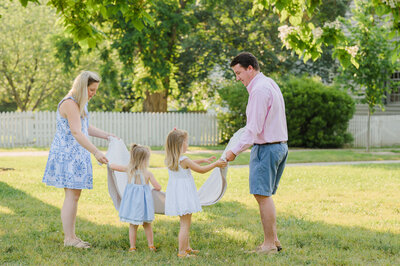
[119,171,155,225]
[42,96,93,189]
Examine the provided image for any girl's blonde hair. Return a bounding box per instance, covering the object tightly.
[68,71,101,117]
[127,144,150,184]
[165,129,188,171]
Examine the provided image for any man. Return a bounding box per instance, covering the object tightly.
[225,52,288,255]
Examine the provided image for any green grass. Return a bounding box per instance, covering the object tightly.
[0,155,399,264]
[2,148,400,169]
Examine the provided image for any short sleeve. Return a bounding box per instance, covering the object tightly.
[179,156,188,162]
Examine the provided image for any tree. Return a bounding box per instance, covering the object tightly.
[0,1,66,111]
[255,0,400,68]
[336,0,399,151]
[7,0,151,48]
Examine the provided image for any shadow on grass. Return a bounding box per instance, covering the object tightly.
[0,182,399,264]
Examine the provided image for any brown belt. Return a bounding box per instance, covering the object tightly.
[255,141,287,145]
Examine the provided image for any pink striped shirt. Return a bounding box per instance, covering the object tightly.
[231,72,288,155]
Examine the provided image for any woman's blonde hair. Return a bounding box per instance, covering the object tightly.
[68,71,101,117]
[127,144,150,184]
[165,129,188,171]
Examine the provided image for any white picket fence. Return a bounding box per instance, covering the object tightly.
[0,111,220,148]
[347,115,400,147]
[1,112,399,148]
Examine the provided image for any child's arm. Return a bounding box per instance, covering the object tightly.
[147,171,162,191]
[109,163,128,172]
[193,156,216,165]
[181,157,227,174]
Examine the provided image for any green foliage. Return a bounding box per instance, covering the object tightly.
[8,0,151,48]
[0,1,67,111]
[336,0,399,113]
[217,82,248,143]
[217,76,355,147]
[279,75,355,148]
[255,0,400,67]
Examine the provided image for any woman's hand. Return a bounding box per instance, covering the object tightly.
[94,150,108,164]
[215,159,228,168]
[107,133,119,140]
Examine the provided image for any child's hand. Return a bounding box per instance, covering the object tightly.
[154,186,161,191]
[204,156,216,163]
[216,159,228,168]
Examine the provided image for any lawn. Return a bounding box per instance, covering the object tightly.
[0,155,399,264]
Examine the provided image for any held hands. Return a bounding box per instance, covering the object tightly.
[215,159,228,168]
[94,150,108,165]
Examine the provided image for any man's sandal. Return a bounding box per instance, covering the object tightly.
[129,247,137,252]
[186,248,200,254]
[64,239,90,249]
[275,241,282,252]
[148,246,157,251]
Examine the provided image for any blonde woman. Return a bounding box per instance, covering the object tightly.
[110,144,161,252]
[164,129,227,257]
[43,71,116,248]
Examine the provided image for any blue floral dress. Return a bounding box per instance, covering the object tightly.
[42,96,93,189]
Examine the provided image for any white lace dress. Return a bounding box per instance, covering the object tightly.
[165,156,202,216]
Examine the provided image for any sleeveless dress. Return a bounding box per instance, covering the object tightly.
[165,156,202,216]
[42,96,93,189]
[119,171,155,225]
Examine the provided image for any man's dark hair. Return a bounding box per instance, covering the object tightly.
[230,52,260,71]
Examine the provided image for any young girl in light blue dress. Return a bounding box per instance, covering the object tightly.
[110,144,161,252]
[164,129,227,257]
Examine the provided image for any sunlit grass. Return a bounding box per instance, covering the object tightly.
[0,156,399,264]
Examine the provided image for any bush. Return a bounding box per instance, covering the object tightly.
[217,82,248,144]
[217,75,355,148]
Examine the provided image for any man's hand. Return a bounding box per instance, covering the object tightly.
[225,150,236,162]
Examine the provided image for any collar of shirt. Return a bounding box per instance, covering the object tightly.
[246,72,263,94]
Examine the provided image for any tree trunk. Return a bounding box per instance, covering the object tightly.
[366,108,371,152]
[143,90,167,112]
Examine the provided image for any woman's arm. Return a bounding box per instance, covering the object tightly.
[88,125,116,140]
[147,171,161,191]
[193,156,216,165]
[180,158,227,174]
[61,100,108,164]
[109,164,127,172]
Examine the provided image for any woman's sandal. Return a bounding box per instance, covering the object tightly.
[186,248,200,254]
[77,238,91,247]
[64,239,90,249]
[129,247,137,252]
[148,246,157,252]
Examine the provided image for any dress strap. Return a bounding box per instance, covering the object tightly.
[58,96,77,109]
[137,170,146,185]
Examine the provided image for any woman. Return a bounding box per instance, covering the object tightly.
[43,71,116,248]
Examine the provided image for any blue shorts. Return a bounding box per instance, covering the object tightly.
[249,142,288,196]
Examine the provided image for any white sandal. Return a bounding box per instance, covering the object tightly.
[64,239,90,249]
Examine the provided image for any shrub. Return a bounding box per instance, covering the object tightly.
[217,82,248,144]
[217,75,355,148]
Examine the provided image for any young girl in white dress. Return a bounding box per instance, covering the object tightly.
[164,129,227,257]
[110,144,162,252]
